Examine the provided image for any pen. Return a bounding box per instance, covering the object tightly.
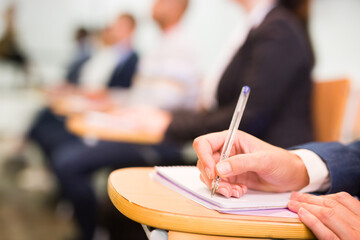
[211,86,250,197]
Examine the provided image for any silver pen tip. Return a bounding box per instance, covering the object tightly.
[210,187,216,198]
[210,179,218,198]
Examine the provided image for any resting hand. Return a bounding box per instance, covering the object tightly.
[193,131,309,198]
[288,192,360,240]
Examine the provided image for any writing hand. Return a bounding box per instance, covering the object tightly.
[193,131,309,198]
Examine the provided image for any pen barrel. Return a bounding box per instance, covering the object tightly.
[211,86,250,197]
[219,86,250,161]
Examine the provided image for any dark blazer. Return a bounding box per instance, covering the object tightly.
[108,51,138,88]
[297,141,360,197]
[66,50,139,88]
[166,6,314,148]
[28,50,138,156]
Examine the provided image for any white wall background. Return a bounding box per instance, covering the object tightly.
[0,0,359,85]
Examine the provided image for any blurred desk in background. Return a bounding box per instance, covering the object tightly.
[66,114,163,144]
[49,93,113,117]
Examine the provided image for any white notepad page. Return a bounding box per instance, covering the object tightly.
[153,166,293,212]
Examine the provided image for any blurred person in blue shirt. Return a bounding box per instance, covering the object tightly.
[28,13,139,158]
[49,0,202,239]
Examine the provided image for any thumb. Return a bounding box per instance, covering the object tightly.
[216,152,269,177]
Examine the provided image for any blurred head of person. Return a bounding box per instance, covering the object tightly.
[234,0,273,12]
[74,27,90,43]
[234,0,314,68]
[234,0,311,29]
[102,13,136,46]
[152,0,189,31]
[3,4,16,30]
[278,0,312,29]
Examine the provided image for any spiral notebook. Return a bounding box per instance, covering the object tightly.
[152,166,297,218]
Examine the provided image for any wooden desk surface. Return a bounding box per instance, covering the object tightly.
[108,168,314,239]
[50,96,112,117]
[67,115,163,144]
[168,231,265,240]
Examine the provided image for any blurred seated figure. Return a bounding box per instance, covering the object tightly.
[28,13,139,157]
[77,14,139,92]
[128,0,199,110]
[0,5,27,67]
[0,4,28,82]
[65,27,93,85]
[50,0,201,239]
[53,13,139,93]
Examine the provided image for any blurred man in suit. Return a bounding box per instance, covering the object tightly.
[51,1,200,239]
[28,13,139,158]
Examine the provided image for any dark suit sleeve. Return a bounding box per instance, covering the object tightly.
[166,19,308,142]
[165,105,236,143]
[238,20,308,136]
[108,52,139,88]
[295,141,360,196]
[66,55,91,85]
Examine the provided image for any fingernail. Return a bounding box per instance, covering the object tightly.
[218,188,230,198]
[299,207,309,216]
[216,162,232,176]
[233,190,240,198]
[205,167,212,179]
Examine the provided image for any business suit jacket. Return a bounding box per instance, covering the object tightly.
[66,50,139,88]
[299,141,360,197]
[166,6,314,148]
[29,51,138,156]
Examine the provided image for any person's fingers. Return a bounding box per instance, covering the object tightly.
[193,132,228,179]
[297,207,340,240]
[193,132,228,155]
[215,152,271,178]
[231,185,243,198]
[197,160,212,187]
[217,183,232,198]
[291,192,360,226]
[200,174,211,188]
[194,131,270,180]
[216,180,248,198]
[291,192,332,207]
[230,184,247,198]
[325,192,360,216]
[198,157,248,198]
[288,201,355,239]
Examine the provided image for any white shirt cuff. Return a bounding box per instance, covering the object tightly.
[291,149,331,193]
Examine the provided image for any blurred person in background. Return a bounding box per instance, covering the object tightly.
[49,0,200,239]
[51,0,314,239]
[65,27,93,85]
[128,0,199,110]
[76,13,139,92]
[53,13,139,92]
[0,4,28,72]
[27,13,139,159]
[166,0,315,148]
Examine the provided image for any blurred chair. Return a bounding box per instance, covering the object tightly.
[312,78,350,142]
[352,99,360,140]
